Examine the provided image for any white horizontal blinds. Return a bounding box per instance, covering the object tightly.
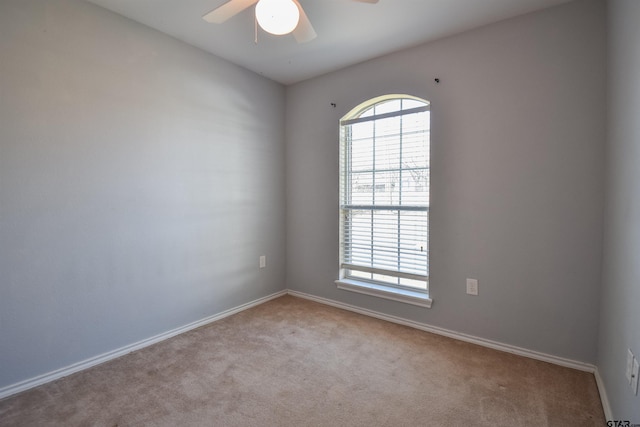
[340,98,430,292]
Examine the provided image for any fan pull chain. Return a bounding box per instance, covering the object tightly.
[254,11,258,44]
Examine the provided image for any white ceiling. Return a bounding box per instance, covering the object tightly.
[85,0,573,85]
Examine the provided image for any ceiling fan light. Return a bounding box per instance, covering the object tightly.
[255,0,300,36]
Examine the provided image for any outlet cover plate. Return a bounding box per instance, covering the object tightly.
[632,358,639,395]
[466,278,478,296]
[259,255,266,269]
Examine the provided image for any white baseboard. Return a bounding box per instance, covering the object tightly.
[594,367,613,421]
[287,290,596,373]
[1,287,606,413]
[0,290,287,400]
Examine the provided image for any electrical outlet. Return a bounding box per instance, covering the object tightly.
[259,255,266,269]
[626,349,634,384]
[632,358,639,395]
[466,278,478,296]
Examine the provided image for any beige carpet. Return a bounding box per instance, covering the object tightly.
[0,295,604,426]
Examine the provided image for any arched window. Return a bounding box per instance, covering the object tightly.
[337,95,431,306]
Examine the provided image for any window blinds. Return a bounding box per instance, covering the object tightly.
[340,100,430,292]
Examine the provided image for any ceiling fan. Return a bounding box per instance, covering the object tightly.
[202,0,379,44]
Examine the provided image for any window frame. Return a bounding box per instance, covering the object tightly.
[335,95,433,308]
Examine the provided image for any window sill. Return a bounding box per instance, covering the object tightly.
[335,279,432,308]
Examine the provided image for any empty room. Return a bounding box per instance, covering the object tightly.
[1,0,639,425]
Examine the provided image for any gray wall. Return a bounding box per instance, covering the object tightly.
[0,0,286,390]
[598,0,640,420]
[286,0,606,363]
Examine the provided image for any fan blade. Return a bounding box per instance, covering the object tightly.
[352,0,379,3]
[292,0,317,43]
[202,0,258,23]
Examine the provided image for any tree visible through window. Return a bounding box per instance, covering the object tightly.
[339,95,430,294]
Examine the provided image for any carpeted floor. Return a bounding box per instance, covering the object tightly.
[0,295,605,426]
